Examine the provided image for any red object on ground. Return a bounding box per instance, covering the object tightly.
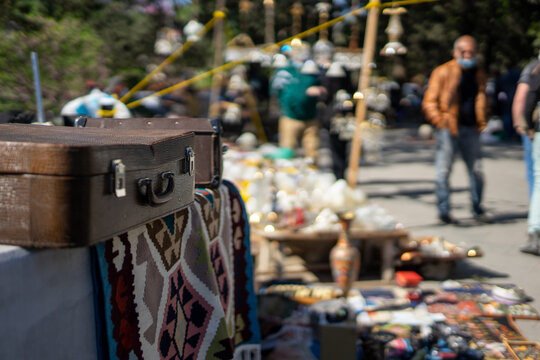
[395,271,423,287]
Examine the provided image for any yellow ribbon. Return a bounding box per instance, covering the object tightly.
[126,0,440,109]
[120,14,223,103]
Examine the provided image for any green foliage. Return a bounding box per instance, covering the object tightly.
[0,17,107,113]
[175,3,202,23]
[1,0,540,116]
[401,0,540,76]
[173,37,215,71]
[0,0,46,30]
[88,2,159,75]
[528,21,540,50]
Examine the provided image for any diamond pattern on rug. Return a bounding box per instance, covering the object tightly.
[147,209,188,271]
[95,181,260,360]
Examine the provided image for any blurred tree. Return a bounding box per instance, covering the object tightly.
[400,0,540,78]
[169,2,216,73]
[0,17,107,114]
[88,2,159,76]
[0,0,45,31]
[1,0,539,115]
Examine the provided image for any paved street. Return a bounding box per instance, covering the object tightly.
[356,125,540,340]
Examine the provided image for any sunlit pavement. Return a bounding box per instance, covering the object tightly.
[355,126,540,339]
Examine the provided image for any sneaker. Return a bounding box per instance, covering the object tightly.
[439,214,459,225]
[520,233,540,255]
[520,243,540,255]
[473,212,493,224]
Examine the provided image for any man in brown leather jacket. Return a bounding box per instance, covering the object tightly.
[422,35,488,224]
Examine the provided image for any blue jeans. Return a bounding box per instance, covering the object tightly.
[522,133,534,199]
[435,127,484,217]
[527,133,540,233]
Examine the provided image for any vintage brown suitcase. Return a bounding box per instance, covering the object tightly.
[0,123,195,248]
[77,116,223,189]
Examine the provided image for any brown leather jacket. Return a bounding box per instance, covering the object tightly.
[422,59,488,135]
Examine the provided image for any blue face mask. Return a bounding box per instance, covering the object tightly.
[458,58,477,69]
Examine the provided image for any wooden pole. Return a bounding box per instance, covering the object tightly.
[209,0,226,118]
[346,0,380,188]
[290,2,304,36]
[317,2,331,42]
[349,0,360,49]
[264,0,275,45]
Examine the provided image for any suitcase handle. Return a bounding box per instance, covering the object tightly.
[137,171,175,205]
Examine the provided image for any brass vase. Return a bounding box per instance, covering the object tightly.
[329,211,360,297]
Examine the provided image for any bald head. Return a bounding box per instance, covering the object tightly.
[453,35,478,69]
[454,35,477,51]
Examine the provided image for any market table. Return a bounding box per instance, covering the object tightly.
[252,227,409,282]
[258,281,540,359]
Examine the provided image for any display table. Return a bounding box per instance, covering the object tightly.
[253,228,409,282]
[258,281,540,359]
[0,181,261,359]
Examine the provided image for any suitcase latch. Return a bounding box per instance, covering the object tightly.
[185,146,195,176]
[111,159,126,198]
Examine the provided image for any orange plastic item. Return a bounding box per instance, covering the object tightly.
[395,271,423,287]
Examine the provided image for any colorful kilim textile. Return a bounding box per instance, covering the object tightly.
[94,180,261,359]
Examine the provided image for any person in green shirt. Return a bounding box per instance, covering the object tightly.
[271,57,326,162]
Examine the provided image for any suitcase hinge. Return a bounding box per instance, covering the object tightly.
[185,146,195,176]
[111,159,126,198]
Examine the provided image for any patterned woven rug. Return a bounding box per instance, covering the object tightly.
[94,180,260,359]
